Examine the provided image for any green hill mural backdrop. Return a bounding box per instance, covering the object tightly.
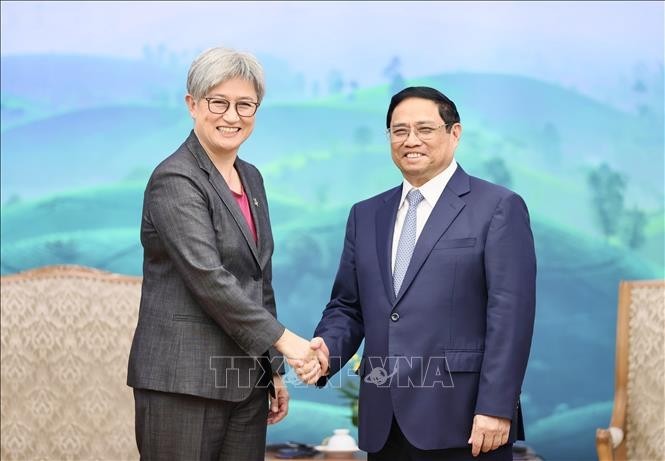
[2,6,663,456]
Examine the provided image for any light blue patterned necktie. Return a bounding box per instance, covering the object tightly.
[393,188,425,296]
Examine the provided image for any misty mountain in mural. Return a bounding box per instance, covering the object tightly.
[2,55,663,460]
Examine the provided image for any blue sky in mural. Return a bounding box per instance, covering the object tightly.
[1,1,662,110]
[1,2,664,459]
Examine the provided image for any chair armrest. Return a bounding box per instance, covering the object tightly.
[596,428,614,461]
[596,426,624,460]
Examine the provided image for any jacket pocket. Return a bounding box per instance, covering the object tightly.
[172,313,213,324]
[433,238,477,250]
[443,350,484,372]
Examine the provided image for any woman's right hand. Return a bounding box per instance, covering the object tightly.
[274,329,322,384]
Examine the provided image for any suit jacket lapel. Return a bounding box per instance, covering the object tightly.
[186,132,261,266]
[375,186,401,304]
[394,167,471,305]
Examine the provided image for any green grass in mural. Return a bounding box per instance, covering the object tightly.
[1,69,663,461]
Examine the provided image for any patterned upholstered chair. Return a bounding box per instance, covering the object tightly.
[1,265,141,460]
[596,280,665,461]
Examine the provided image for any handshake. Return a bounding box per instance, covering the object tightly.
[274,329,330,384]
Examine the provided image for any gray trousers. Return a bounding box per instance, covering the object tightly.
[133,385,268,461]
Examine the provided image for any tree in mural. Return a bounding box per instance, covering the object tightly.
[348,80,359,100]
[383,56,405,94]
[483,157,513,188]
[4,194,21,206]
[621,206,647,250]
[327,69,344,95]
[46,239,81,263]
[353,125,372,150]
[541,122,562,165]
[311,80,320,98]
[587,163,626,237]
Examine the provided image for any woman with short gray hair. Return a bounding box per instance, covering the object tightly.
[127,47,321,460]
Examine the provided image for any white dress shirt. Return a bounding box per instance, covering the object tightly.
[391,159,458,273]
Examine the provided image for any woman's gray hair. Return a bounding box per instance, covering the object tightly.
[186,47,265,102]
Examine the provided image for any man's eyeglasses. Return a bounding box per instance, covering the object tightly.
[387,123,449,143]
[204,98,259,117]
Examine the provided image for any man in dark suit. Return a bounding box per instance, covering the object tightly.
[127,47,320,461]
[307,87,536,460]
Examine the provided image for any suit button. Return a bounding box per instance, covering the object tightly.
[253,274,261,281]
[390,312,400,322]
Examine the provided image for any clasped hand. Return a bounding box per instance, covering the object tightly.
[290,337,329,384]
[274,330,329,384]
[293,337,329,384]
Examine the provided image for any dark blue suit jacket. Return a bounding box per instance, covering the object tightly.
[314,165,536,452]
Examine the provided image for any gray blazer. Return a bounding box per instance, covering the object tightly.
[127,131,285,402]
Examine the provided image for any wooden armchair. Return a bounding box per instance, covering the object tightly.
[1,265,141,460]
[596,280,665,461]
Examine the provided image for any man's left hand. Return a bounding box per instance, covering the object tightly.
[267,374,289,425]
[467,414,510,457]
